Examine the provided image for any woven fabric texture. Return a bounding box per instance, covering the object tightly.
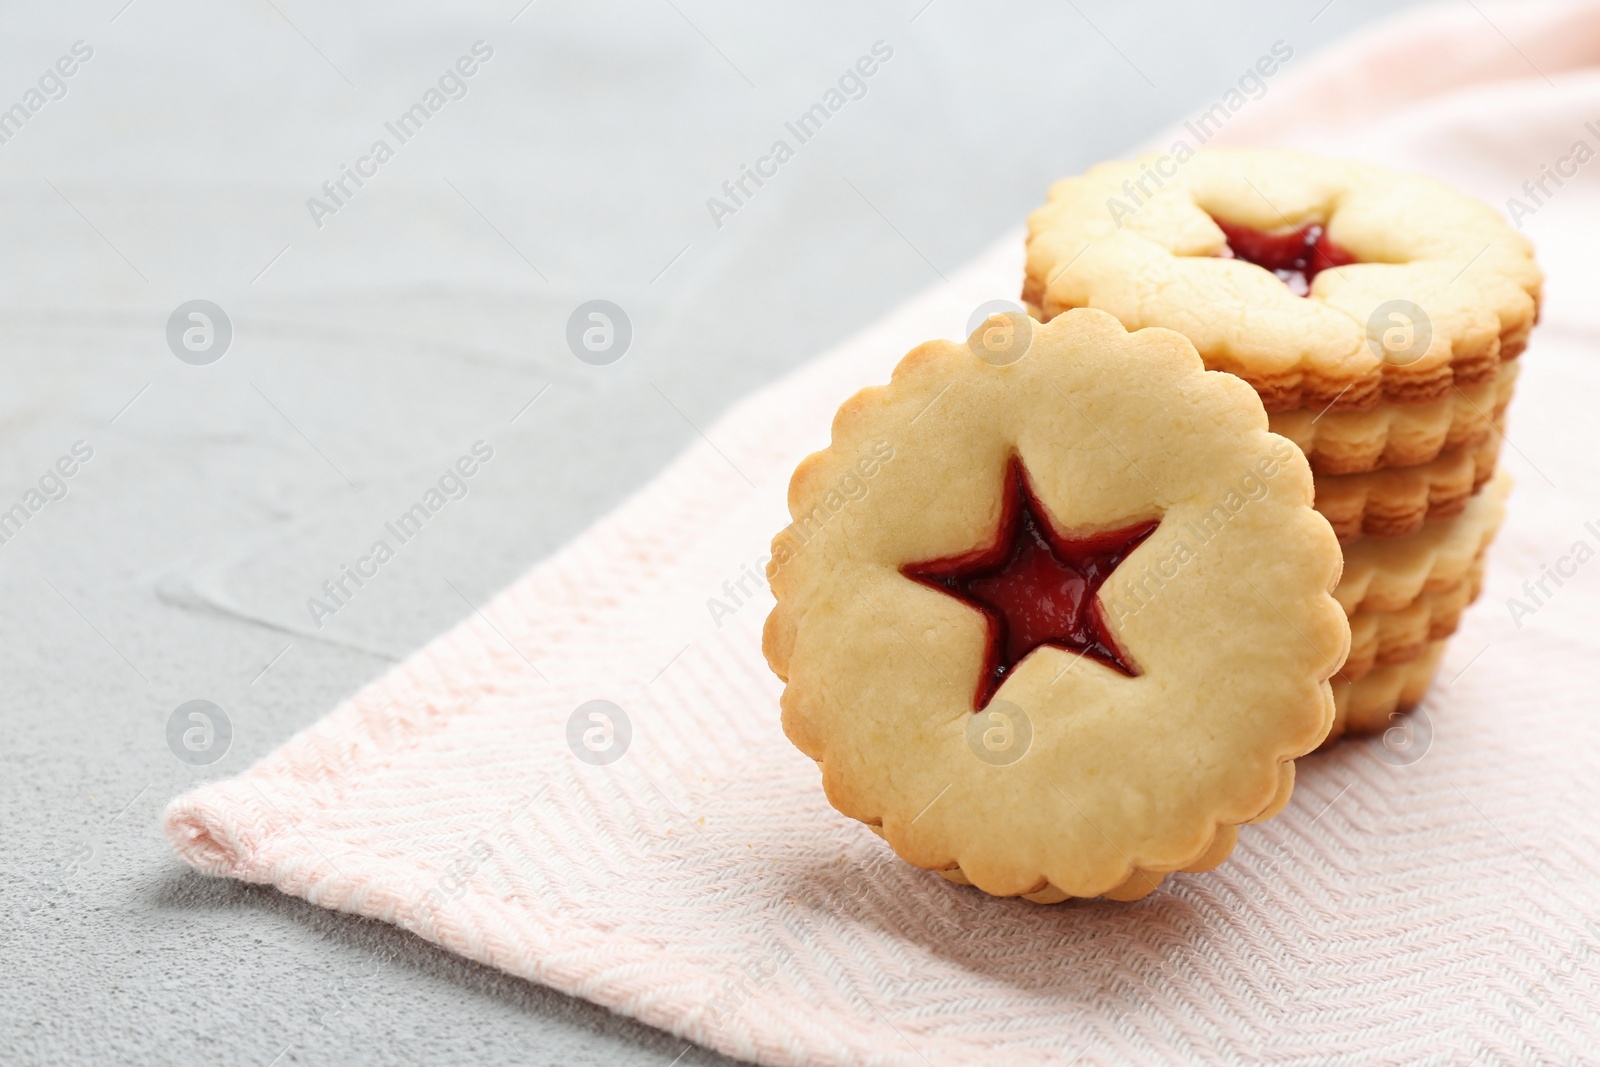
[166,4,1600,1063]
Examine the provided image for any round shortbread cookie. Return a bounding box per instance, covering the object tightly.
[1024,148,1541,413]
[1315,432,1499,543]
[1328,640,1448,742]
[1272,358,1518,475]
[764,309,1348,902]
[1341,554,1485,684]
[1335,470,1509,615]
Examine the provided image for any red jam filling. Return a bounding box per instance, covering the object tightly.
[902,458,1157,711]
[1213,217,1359,297]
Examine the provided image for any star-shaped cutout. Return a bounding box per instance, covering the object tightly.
[902,458,1159,711]
[1213,217,1359,297]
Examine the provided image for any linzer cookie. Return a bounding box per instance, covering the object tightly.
[1024,147,1540,424]
[1272,359,1518,474]
[1331,640,1449,741]
[1315,433,1499,543]
[1335,471,1509,616]
[1320,470,1509,739]
[764,309,1348,902]
[1015,149,1534,748]
[1342,555,1484,684]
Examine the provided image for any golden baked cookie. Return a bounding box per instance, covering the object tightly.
[1330,640,1448,741]
[1341,554,1484,683]
[1335,470,1509,615]
[764,308,1348,902]
[1024,148,1541,413]
[1315,434,1499,543]
[1271,358,1518,475]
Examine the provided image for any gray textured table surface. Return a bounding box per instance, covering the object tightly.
[1,2,1414,1063]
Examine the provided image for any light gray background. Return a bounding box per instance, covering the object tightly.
[0,2,1418,1063]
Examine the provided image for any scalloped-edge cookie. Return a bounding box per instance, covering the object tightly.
[764,308,1348,902]
[1316,433,1499,543]
[1335,470,1509,615]
[1341,554,1484,683]
[1328,640,1448,741]
[1272,358,1518,475]
[1024,148,1541,413]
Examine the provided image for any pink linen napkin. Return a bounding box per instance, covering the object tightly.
[166,3,1600,1063]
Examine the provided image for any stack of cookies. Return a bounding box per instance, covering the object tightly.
[760,147,1540,902]
[1022,148,1540,741]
